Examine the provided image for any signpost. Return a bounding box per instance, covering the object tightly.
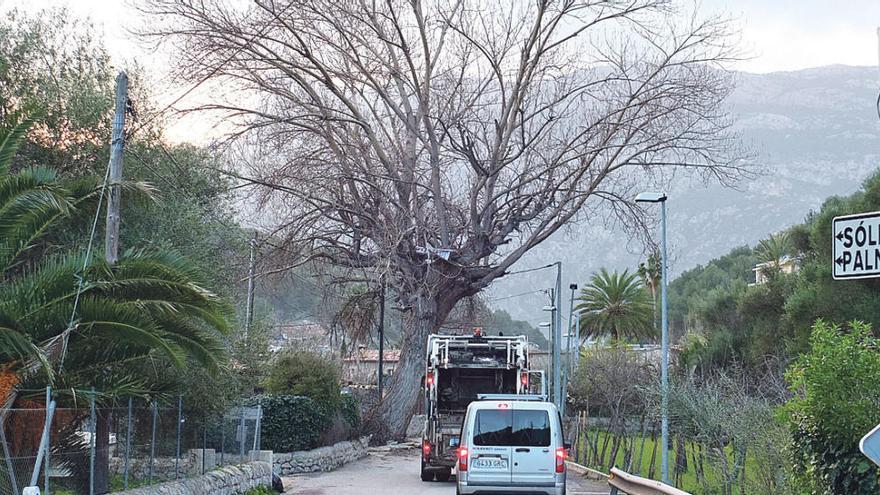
[832,211,880,280]
[835,212,880,468]
[860,423,880,467]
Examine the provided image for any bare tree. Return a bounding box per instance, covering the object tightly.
[140,0,747,438]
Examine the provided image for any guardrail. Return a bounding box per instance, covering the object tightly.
[565,461,692,495]
[607,467,692,495]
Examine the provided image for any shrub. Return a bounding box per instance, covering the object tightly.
[339,392,361,430]
[785,320,880,494]
[264,351,341,411]
[247,395,330,452]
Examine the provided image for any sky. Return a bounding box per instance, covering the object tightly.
[4,0,877,73]
[2,0,878,141]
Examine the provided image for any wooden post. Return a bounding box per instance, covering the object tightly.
[104,72,128,264]
[244,235,257,337]
[93,71,128,495]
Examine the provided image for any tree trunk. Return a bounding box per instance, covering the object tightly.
[377,291,456,440]
[94,408,111,494]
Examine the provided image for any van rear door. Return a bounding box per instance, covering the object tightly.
[468,407,513,485]
[510,408,556,486]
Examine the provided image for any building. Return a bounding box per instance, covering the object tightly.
[342,348,400,385]
[752,256,799,285]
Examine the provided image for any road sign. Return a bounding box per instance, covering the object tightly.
[832,211,880,280]
[860,423,880,467]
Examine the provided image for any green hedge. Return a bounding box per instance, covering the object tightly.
[340,392,360,430]
[246,395,331,452]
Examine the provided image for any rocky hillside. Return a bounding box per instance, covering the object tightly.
[492,65,880,325]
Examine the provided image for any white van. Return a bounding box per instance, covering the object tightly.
[456,398,568,495]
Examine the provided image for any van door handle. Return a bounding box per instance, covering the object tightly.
[515,448,530,453]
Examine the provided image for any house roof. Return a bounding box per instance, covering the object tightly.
[753,255,798,271]
[343,349,401,363]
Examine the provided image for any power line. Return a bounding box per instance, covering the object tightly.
[506,263,556,276]
[487,289,550,303]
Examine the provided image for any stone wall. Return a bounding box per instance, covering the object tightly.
[119,461,272,495]
[274,436,370,475]
[108,449,233,482]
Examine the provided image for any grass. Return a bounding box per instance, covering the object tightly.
[244,486,277,495]
[571,428,761,494]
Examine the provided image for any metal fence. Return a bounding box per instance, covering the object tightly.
[1,389,261,495]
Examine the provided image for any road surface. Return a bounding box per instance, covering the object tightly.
[282,446,610,495]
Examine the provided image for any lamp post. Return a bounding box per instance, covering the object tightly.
[635,191,669,484]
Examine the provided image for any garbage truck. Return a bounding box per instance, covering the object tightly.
[419,328,542,481]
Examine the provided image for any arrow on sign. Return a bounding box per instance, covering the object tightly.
[836,231,845,241]
[835,256,845,267]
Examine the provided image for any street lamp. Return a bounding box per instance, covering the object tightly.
[635,191,670,484]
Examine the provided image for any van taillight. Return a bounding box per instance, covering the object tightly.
[520,372,529,388]
[422,439,432,459]
[426,372,435,388]
[458,446,469,471]
[555,447,566,473]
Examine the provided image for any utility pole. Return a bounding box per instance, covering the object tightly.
[563,283,578,416]
[553,261,562,412]
[244,235,257,337]
[105,72,128,264]
[377,281,386,399]
[96,70,128,495]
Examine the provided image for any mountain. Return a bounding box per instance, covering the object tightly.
[490,65,880,325]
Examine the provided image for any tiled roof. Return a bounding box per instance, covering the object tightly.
[343,349,401,362]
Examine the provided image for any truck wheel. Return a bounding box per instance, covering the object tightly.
[435,469,451,482]
[420,458,434,482]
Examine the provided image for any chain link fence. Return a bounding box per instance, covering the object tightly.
[1,390,262,495]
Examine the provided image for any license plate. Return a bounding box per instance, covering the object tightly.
[472,458,508,469]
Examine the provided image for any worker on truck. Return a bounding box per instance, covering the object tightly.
[420,328,536,482]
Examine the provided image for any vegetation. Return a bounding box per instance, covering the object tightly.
[244,486,277,495]
[247,395,331,452]
[669,170,880,374]
[785,320,880,494]
[576,268,656,342]
[0,10,261,494]
[264,351,342,411]
[571,172,880,493]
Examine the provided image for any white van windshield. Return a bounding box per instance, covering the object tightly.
[473,409,551,447]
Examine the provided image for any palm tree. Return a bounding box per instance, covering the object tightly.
[757,232,790,264]
[575,268,655,342]
[756,232,791,281]
[0,111,233,492]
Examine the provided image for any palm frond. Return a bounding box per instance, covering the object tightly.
[0,115,33,175]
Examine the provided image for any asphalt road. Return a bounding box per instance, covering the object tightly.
[282,447,610,495]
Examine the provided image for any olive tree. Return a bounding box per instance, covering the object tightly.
[141,0,747,437]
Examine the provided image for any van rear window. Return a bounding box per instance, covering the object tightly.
[473,409,551,446]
